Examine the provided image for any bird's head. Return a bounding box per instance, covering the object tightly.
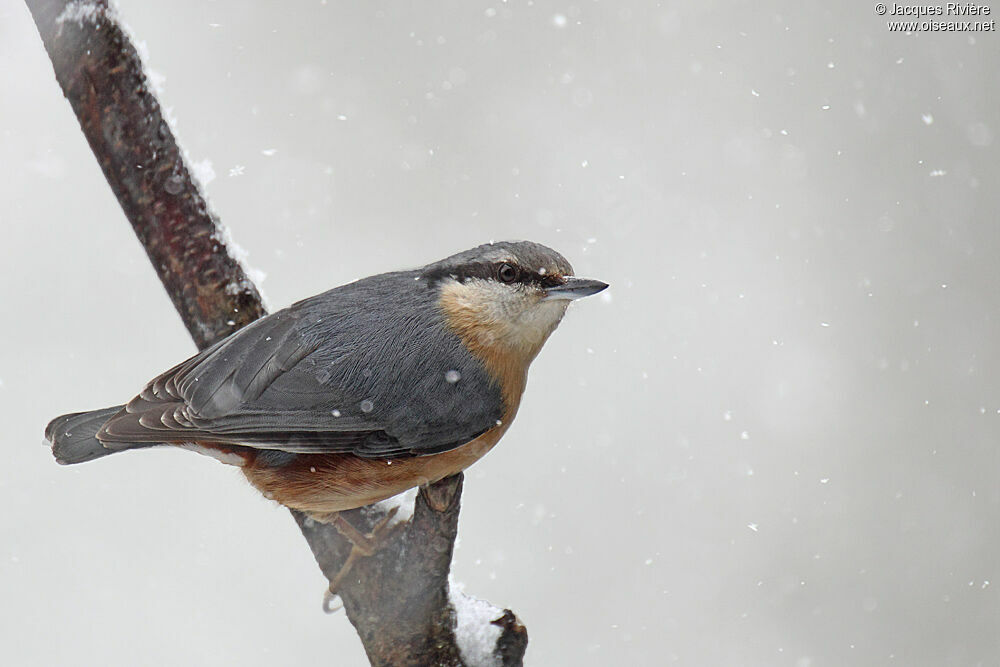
[424,241,607,364]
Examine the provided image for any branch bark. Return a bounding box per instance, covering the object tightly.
[27,2,527,664]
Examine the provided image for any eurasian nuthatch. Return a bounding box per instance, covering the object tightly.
[46,240,607,595]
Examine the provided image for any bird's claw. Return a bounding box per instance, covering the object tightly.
[321,505,405,611]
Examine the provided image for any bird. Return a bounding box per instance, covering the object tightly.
[45,240,607,601]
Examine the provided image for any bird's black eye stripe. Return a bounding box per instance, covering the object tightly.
[495,263,565,288]
[422,260,563,288]
[497,262,518,283]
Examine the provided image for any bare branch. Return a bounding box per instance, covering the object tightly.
[26,1,527,664]
[26,0,265,348]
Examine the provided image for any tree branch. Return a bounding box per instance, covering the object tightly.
[27,1,527,664]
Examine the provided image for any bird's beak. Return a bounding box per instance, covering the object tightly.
[544,277,609,300]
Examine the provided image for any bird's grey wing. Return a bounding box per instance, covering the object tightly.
[99,305,392,453]
[99,279,503,458]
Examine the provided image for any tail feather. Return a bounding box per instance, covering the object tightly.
[46,406,127,465]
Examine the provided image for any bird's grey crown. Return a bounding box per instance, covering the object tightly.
[420,240,574,287]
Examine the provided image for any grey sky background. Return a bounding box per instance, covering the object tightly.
[2,1,999,665]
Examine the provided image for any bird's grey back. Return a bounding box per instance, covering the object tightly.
[274,270,504,448]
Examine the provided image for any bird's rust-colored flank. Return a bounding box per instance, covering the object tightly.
[239,426,508,515]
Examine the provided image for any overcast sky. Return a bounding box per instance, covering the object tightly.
[2,2,999,665]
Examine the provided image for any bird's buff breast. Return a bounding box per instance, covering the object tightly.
[239,423,509,515]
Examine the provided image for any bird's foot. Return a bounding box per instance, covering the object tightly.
[320,506,403,613]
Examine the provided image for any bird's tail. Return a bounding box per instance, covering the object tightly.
[46,406,127,465]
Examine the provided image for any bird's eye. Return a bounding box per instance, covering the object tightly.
[497,263,518,283]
